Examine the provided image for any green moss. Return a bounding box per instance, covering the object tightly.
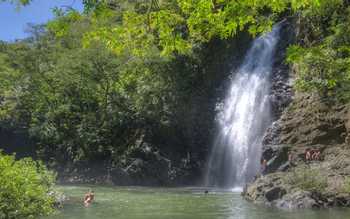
[340,177,350,194]
[286,165,328,193]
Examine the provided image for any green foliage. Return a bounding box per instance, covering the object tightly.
[287,45,349,92]
[47,10,83,38]
[3,0,323,57]
[286,0,350,100]
[176,0,320,40]
[341,177,350,193]
[0,0,31,6]
[287,165,328,193]
[80,0,322,57]
[0,18,190,166]
[0,152,56,219]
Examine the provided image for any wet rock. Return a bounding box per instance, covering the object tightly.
[275,191,319,209]
[110,168,131,185]
[333,194,350,207]
[265,187,287,201]
[244,172,287,203]
[269,70,293,119]
[262,144,291,173]
[49,190,67,208]
[263,122,282,145]
[269,19,294,120]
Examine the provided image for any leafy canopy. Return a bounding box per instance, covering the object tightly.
[17,0,318,58]
[3,0,323,57]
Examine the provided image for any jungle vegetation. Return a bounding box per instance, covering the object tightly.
[1,0,350,217]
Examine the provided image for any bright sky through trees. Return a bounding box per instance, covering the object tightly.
[0,0,83,41]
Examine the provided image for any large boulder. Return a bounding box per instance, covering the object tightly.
[262,144,291,173]
[244,145,350,209]
[265,186,287,202]
[274,190,319,209]
[244,172,288,204]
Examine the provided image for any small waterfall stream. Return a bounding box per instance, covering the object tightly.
[206,24,281,188]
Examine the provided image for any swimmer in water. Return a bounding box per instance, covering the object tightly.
[84,189,95,207]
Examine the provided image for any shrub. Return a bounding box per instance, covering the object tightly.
[0,152,56,219]
[341,177,350,193]
[287,165,328,193]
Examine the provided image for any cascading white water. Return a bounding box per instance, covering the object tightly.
[206,24,281,188]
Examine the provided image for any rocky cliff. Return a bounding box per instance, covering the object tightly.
[244,93,350,208]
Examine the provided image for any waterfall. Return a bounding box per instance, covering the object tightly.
[206,24,281,188]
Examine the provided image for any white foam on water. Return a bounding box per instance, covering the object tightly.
[231,187,243,193]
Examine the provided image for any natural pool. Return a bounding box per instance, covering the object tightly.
[46,185,350,219]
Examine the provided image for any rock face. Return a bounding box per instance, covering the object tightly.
[244,78,350,209]
[274,95,347,146]
[265,186,287,202]
[244,149,350,209]
[111,143,173,186]
[262,144,291,174]
[58,141,195,186]
[269,19,294,120]
[275,191,318,209]
[244,173,287,204]
[262,94,348,169]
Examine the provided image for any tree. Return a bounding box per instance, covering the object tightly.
[0,152,56,219]
[286,0,350,100]
[0,0,31,6]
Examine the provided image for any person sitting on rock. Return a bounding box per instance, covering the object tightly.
[261,159,267,175]
[317,150,321,160]
[309,149,315,160]
[287,151,296,166]
[288,151,293,162]
[312,149,321,161]
[276,151,295,172]
[305,149,311,163]
[84,190,95,207]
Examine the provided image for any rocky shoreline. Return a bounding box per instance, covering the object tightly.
[242,93,350,209]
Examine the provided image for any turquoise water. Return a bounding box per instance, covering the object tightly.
[47,185,350,219]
